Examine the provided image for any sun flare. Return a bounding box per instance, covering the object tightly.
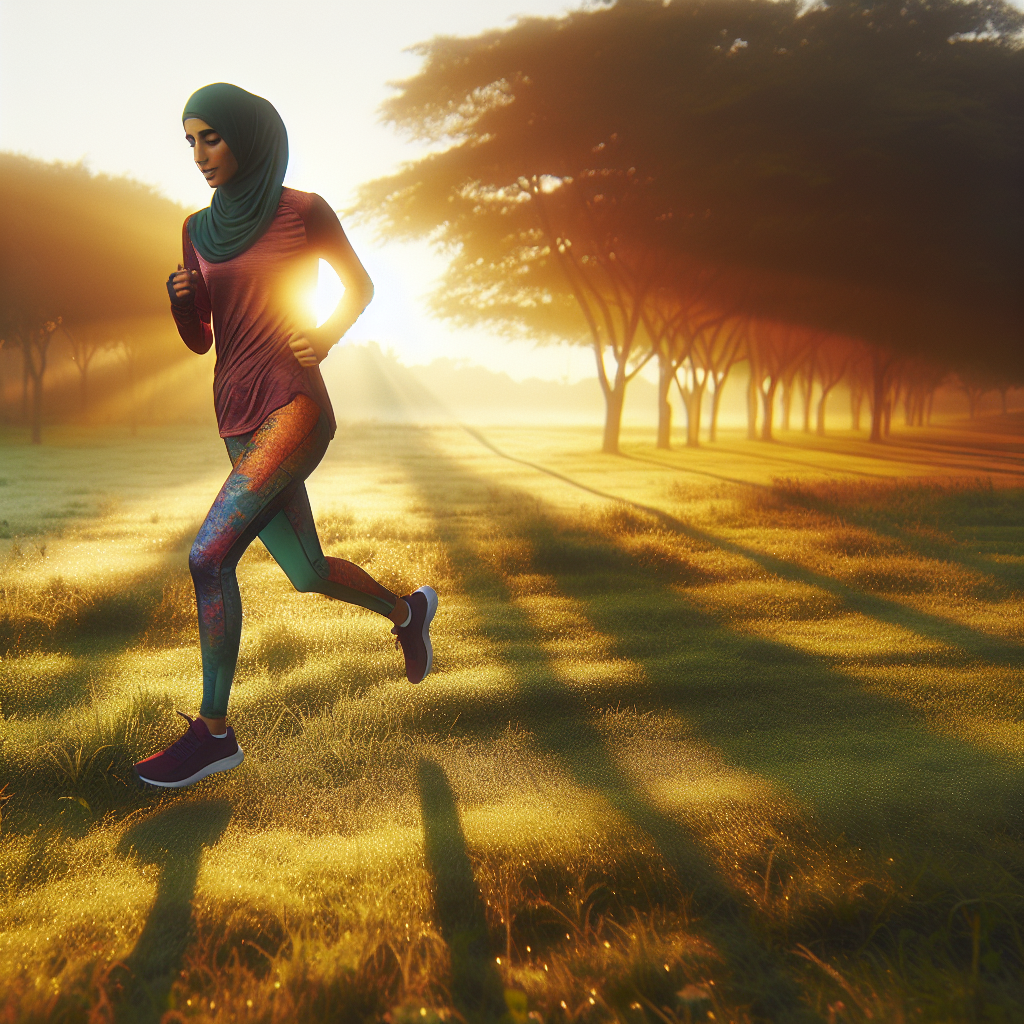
[313,258,344,328]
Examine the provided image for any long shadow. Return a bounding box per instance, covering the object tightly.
[618,450,776,489]
[395,426,1024,1017]
[113,799,233,1024]
[627,446,894,481]
[625,448,1024,597]
[784,428,1024,463]
[463,427,1023,668]
[712,437,1024,480]
[417,758,507,1022]
[401,434,830,1021]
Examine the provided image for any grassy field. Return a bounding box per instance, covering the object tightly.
[0,414,1021,1024]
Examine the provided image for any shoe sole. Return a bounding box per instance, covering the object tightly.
[135,746,244,789]
[414,585,438,682]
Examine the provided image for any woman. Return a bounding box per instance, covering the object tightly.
[134,83,437,790]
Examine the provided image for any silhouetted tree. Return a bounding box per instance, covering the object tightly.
[0,155,185,441]
[813,338,854,436]
[62,323,109,420]
[356,0,1022,448]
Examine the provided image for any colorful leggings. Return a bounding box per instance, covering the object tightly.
[189,395,398,718]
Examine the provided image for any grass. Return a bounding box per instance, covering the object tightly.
[0,417,1021,1024]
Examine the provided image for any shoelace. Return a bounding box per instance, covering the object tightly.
[164,711,202,763]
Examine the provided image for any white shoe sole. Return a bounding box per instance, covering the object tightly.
[136,746,244,789]
[414,585,438,681]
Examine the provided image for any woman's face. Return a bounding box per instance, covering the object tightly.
[184,117,239,189]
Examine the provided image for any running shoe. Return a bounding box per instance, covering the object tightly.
[134,711,244,789]
[392,585,438,684]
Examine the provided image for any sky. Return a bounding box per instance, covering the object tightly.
[0,0,600,382]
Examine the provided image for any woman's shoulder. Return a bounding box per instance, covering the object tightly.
[280,187,333,217]
[280,189,342,244]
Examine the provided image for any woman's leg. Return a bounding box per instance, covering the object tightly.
[255,486,397,616]
[191,397,337,721]
[135,396,435,789]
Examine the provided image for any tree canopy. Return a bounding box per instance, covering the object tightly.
[0,154,189,440]
[355,0,1023,450]
[0,154,187,328]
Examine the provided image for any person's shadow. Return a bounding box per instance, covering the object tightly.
[113,799,232,1024]
[417,758,507,1022]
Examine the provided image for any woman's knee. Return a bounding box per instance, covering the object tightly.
[189,540,220,588]
[288,565,324,594]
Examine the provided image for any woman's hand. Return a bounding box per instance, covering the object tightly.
[288,331,326,367]
[169,264,198,303]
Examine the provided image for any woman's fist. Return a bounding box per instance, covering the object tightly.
[167,264,198,305]
[288,333,321,367]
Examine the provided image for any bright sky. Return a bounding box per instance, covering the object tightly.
[0,0,598,382]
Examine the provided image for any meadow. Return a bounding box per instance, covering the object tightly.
[0,413,1021,1024]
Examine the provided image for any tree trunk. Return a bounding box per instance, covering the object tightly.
[780,377,793,431]
[746,373,758,439]
[684,382,706,448]
[760,381,778,441]
[656,352,672,450]
[869,350,888,443]
[925,390,934,426]
[815,385,835,436]
[850,384,863,432]
[21,353,29,423]
[30,372,43,444]
[601,370,626,454]
[708,385,723,442]
[801,377,814,432]
[78,365,90,419]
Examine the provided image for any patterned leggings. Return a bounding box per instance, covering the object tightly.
[189,395,398,718]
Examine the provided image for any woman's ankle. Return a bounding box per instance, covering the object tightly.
[199,714,227,736]
[388,598,411,628]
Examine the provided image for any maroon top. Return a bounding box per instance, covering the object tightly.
[171,187,342,437]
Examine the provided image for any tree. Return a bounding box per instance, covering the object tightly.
[747,320,817,441]
[812,338,853,436]
[0,155,186,442]
[704,318,745,442]
[62,323,109,420]
[355,0,1022,448]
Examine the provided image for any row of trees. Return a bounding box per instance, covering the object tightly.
[356,0,1023,452]
[0,155,186,442]
[0,324,151,436]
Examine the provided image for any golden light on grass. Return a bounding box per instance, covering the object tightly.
[0,421,1021,1021]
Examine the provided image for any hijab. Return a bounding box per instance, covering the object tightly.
[182,83,289,263]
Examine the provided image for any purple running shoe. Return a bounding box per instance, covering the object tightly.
[134,711,244,789]
[392,585,438,684]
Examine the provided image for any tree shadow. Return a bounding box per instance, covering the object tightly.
[464,426,1023,667]
[417,757,507,1022]
[394,425,1023,1017]
[112,799,233,1024]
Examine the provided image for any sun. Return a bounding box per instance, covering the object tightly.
[313,259,344,328]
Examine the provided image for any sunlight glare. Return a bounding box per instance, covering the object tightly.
[314,259,344,328]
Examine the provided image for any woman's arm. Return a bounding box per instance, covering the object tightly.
[289,196,373,367]
[169,218,214,355]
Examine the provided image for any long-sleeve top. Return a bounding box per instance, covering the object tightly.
[171,187,342,438]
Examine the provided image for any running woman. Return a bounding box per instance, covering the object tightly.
[134,83,437,790]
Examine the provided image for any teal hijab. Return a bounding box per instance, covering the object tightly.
[182,83,289,263]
